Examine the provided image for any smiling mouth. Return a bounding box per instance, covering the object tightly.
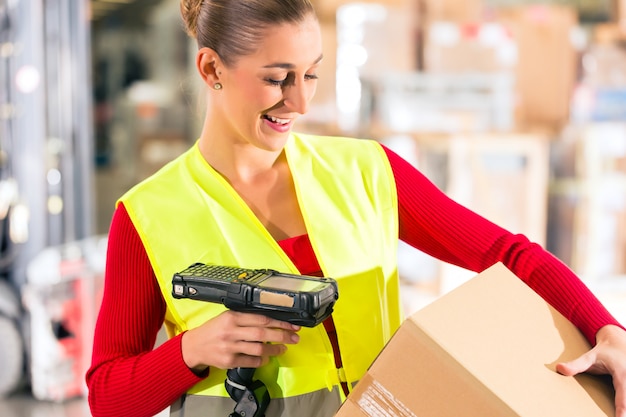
[263,115,290,125]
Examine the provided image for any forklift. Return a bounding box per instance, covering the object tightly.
[0,0,94,398]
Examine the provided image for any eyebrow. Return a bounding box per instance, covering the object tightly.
[263,53,324,69]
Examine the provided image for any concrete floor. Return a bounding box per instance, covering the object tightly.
[0,390,170,416]
[0,390,90,417]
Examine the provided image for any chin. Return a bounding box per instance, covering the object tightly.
[256,131,290,152]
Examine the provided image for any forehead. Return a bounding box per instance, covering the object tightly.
[243,17,323,67]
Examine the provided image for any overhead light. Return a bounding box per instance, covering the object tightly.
[15,65,41,94]
[10,203,29,244]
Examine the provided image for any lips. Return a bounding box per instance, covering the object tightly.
[262,114,293,133]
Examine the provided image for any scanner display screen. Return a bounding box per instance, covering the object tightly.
[258,276,322,292]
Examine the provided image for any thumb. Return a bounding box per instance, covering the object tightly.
[555,352,595,377]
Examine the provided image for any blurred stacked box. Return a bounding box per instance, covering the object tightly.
[304,1,581,136]
[549,123,626,323]
[550,124,626,279]
[547,19,626,323]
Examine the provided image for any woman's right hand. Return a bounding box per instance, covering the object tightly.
[181,310,301,373]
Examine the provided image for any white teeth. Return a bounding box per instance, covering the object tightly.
[267,115,289,125]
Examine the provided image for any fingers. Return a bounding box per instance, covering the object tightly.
[596,325,626,417]
[181,310,301,372]
[216,313,299,369]
[615,376,626,417]
[234,326,300,346]
[231,340,288,368]
[231,311,301,333]
[234,339,288,358]
[225,311,300,344]
[555,351,596,377]
[554,326,626,416]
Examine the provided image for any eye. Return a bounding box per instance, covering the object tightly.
[265,72,317,87]
[266,78,287,87]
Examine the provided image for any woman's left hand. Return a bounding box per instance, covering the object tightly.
[556,324,626,417]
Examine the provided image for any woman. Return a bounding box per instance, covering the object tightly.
[86,1,626,416]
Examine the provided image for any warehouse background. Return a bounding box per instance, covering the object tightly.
[1,0,626,415]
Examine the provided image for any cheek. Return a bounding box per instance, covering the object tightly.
[239,82,279,108]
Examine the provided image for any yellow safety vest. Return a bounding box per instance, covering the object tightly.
[120,133,401,417]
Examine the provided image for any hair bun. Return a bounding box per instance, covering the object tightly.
[180,0,204,38]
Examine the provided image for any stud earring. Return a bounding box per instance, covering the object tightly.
[214,83,222,90]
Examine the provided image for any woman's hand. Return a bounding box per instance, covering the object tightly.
[181,310,301,373]
[556,324,626,417]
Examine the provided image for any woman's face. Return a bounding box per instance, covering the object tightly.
[215,15,322,152]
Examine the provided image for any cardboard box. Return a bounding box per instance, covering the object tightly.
[423,21,518,73]
[548,124,626,283]
[423,0,484,23]
[335,262,615,416]
[312,0,416,22]
[497,5,578,133]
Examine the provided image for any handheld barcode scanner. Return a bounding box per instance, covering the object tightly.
[172,263,339,417]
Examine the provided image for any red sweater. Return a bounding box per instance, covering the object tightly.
[86,144,621,417]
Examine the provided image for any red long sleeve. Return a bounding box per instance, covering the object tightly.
[85,204,204,417]
[383,144,622,342]
[86,143,622,417]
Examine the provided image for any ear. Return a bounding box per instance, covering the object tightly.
[196,47,223,87]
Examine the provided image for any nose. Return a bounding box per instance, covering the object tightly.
[284,80,315,115]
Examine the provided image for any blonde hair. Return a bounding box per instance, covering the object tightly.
[179,0,316,66]
[179,0,205,39]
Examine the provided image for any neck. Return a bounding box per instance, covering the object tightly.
[198,137,286,184]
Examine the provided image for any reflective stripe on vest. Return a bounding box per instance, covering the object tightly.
[170,387,343,417]
[120,133,400,416]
